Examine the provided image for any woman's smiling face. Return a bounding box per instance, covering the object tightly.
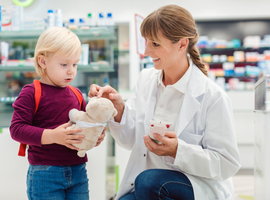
[143,33,182,71]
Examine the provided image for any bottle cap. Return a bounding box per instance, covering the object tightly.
[69,19,75,24]
[79,18,85,23]
[107,13,112,18]
[88,13,92,18]
[99,13,104,18]
[48,9,53,13]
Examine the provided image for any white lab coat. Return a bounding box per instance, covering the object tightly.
[109,65,241,200]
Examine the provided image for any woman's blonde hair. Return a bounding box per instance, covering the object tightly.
[34,27,82,77]
[141,5,208,76]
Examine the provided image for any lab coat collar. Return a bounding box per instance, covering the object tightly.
[174,65,208,136]
[187,64,208,98]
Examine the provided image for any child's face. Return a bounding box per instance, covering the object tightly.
[41,53,80,87]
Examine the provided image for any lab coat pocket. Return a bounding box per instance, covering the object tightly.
[180,131,203,145]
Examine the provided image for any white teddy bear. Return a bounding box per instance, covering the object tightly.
[67,97,118,157]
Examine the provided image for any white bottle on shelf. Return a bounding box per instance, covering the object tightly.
[47,9,55,28]
[55,9,63,27]
[68,19,77,29]
[107,13,114,26]
[87,13,96,27]
[106,12,114,33]
[103,77,109,86]
[97,13,105,26]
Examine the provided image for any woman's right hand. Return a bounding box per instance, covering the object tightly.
[41,123,84,150]
[88,84,125,123]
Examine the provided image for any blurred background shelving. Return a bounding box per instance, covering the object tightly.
[0,27,117,129]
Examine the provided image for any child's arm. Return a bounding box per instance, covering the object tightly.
[10,85,43,145]
[10,84,85,150]
[41,123,84,150]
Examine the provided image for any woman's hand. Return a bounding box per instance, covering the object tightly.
[41,123,84,150]
[143,131,178,158]
[88,84,125,123]
[95,126,107,147]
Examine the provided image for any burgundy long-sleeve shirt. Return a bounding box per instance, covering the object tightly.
[10,82,88,165]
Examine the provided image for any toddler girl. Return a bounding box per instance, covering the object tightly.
[10,27,105,200]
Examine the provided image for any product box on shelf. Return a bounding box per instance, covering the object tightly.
[0,5,24,31]
[23,17,45,31]
[11,5,23,31]
[79,44,89,65]
[1,6,11,31]
[1,41,9,65]
[5,59,34,67]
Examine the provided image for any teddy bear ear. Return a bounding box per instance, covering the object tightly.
[113,108,118,117]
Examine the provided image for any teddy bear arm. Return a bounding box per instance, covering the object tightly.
[69,109,87,122]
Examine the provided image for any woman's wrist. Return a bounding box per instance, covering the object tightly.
[114,102,125,123]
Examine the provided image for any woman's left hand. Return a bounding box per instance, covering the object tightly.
[143,131,178,158]
[95,126,107,147]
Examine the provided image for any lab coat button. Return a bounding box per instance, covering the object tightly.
[131,183,134,186]
[143,154,146,157]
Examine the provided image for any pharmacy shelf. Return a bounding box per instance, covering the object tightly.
[0,97,17,103]
[0,27,116,40]
[199,47,270,51]
[0,64,114,72]
[77,64,114,72]
[144,61,260,66]
[206,61,259,65]
[215,75,258,79]
[117,50,129,54]
[73,28,116,40]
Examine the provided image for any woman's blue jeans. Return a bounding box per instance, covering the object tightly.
[120,169,194,200]
[27,163,89,200]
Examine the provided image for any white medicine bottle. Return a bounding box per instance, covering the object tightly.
[107,13,114,26]
[103,77,109,86]
[97,13,105,26]
[47,9,55,28]
[87,13,96,27]
[107,12,114,33]
[55,9,63,27]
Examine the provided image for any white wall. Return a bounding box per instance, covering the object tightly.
[1,0,270,22]
[1,0,270,90]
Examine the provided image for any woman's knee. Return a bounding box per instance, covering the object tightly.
[135,169,159,190]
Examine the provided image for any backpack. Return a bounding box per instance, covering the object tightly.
[18,79,83,157]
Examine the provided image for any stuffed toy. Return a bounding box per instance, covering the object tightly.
[67,97,118,157]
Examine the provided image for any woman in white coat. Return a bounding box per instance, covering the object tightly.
[89,4,241,200]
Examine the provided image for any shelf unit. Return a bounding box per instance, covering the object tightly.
[0,27,116,41]
[199,46,269,80]
[0,64,114,72]
[0,27,116,127]
[206,62,259,65]
[199,47,270,51]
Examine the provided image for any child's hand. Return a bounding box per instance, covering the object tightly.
[95,126,107,147]
[41,123,84,150]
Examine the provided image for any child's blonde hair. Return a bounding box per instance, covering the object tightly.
[34,27,82,77]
